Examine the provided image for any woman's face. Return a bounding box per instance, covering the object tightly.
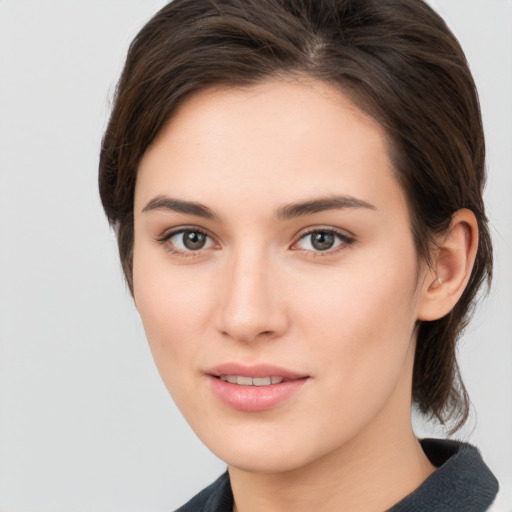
[133,79,430,473]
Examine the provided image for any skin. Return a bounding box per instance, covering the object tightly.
[132,78,477,512]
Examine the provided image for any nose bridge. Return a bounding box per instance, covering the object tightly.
[217,243,287,342]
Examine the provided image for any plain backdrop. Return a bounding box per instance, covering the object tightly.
[0,1,511,511]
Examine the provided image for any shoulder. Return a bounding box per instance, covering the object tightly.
[173,472,233,512]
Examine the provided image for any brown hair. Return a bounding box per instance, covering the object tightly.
[99,0,492,430]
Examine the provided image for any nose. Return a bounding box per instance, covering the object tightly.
[215,249,289,343]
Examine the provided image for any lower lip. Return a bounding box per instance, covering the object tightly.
[208,376,308,412]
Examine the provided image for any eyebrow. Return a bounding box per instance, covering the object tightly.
[276,195,376,220]
[142,196,218,219]
[141,194,376,220]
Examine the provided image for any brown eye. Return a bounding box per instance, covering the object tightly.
[164,229,215,252]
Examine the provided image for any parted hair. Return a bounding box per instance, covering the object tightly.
[99,0,492,430]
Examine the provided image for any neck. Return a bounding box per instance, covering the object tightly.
[229,342,435,512]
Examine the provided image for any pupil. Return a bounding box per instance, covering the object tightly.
[312,232,334,251]
[184,231,206,250]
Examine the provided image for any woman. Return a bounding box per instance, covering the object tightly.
[99,0,499,510]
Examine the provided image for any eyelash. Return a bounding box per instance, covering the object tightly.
[156,227,355,258]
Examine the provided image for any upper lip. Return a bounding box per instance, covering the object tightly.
[206,363,308,380]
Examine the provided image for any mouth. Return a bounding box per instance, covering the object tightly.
[206,364,309,412]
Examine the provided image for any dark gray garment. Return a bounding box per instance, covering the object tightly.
[174,438,499,512]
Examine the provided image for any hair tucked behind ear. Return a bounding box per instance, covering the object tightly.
[99,0,492,430]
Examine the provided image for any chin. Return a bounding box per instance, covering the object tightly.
[202,432,333,475]
[223,450,309,474]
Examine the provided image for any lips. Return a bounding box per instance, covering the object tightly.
[206,363,309,412]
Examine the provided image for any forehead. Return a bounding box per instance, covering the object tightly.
[135,78,406,220]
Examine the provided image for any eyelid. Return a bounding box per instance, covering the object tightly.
[156,225,210,242]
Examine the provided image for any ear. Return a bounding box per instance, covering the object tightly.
[417,209,479,321]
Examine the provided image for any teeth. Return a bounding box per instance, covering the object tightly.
[219,375,285,386]
[253,377,271,386]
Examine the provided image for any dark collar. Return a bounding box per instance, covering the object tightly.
[388,438,499,511]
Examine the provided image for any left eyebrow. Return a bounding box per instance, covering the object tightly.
[276,195,377,220]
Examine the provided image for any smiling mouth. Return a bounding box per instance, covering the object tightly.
[218,375,286,386]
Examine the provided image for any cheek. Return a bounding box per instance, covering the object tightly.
[293,248,419,381]
[132,246,216,379]
[284,259,419,446]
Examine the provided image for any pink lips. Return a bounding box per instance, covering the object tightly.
[206,363,309,412]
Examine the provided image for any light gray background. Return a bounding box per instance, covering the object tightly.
[0,1,510,511]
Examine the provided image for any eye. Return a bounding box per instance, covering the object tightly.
[293,229,353,253]
[158,228,216,254]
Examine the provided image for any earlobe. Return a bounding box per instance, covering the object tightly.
[418,209,479,321]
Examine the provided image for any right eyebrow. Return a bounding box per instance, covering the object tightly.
[141,195,218,219]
